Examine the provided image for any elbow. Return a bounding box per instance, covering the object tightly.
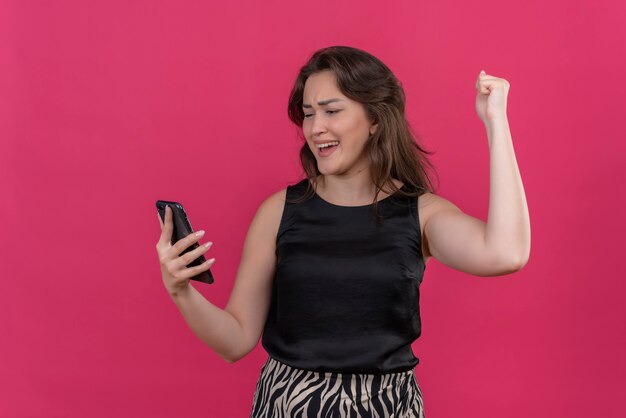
[512,247,530,270]
[221,354,240,364]
[515,255,530,270]
[487,247,529,275]
[221,345,251,364]
[501,252,529,273]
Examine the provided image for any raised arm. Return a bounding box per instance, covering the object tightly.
[420,71,530,277]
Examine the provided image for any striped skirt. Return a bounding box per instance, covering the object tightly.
[250,356,425,417]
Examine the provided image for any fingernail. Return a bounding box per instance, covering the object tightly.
[195,230,205,236]
[204,242,213,248]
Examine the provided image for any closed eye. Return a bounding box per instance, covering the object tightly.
[303,110,340,118]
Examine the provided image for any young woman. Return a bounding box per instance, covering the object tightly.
[156,46,530,417]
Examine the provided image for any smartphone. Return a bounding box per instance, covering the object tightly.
[156,200,214,284]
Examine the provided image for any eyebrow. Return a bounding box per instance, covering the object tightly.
[302,98,345,108]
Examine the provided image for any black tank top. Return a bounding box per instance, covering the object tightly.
[261,178,426,374]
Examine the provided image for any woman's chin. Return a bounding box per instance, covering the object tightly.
[316,163,338,175]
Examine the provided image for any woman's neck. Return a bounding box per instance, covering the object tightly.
[312,175,403,206]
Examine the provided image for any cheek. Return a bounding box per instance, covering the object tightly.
[340,115,368,137]
[301,124,312,142]
[340,125,369,147]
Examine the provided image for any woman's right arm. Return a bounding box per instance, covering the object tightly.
[156,189,286,363]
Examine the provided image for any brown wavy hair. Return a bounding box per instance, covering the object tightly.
[286,45,439,223]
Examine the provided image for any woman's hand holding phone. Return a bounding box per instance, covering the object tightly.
[156,205,215,296]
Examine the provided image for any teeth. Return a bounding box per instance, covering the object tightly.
[317,141,339,148]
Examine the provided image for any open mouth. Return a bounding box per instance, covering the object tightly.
[317,141,339,157]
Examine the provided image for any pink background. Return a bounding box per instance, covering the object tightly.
[2,0,625,417]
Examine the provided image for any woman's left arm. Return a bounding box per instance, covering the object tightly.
[479,71,530,268]
[423,71,530,276]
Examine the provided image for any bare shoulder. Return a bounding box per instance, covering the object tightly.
[258,187,288,239]
[418,192,461,213]
[417,192,462,262]
[265,187,288,206]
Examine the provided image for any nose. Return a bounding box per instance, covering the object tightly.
[311,114,327,136]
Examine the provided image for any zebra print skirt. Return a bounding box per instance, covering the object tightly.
[250,356,425,417]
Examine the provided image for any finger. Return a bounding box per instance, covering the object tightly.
[476,75,496,94]
[179,258,215,280]
[174,241,213,270]
[479,77,503,92]
[476,70,492,88]
[476,79,489,93]
[159,205,174,246]
[171,228,205,258]
[157,211,163,229]
[476,80,490,93]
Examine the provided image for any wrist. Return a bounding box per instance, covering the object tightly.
[485,114,508,126]
[169,283,193,300]
[485,117,508,135]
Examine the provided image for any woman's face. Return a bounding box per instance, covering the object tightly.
[302,70,377,177]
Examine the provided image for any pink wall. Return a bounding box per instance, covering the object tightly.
[1,0,624,417]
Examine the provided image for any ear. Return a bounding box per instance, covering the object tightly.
[369,122,378,136]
